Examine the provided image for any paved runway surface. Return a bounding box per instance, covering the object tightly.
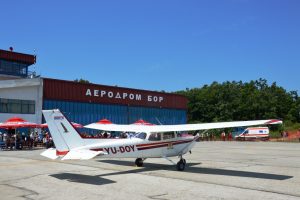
[1,141,300,200]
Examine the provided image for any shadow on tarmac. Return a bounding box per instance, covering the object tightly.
[98,160,293,180]
[50,173,116,186]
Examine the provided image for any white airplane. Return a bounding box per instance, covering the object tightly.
[41,109,282,171]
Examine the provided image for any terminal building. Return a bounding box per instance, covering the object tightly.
[0,48,188,127]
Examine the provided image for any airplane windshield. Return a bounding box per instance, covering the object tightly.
[134,132,147,140]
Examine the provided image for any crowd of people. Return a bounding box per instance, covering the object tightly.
[0,129,54,150]
[198,132,233,141]
[1,128,299,150]
[79,131,134,139]
[280,129,300,142]
[280,130,289,138]
[199,132,215,141]
[0,129,137,151]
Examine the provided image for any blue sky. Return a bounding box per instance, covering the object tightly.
[1,0,299,92]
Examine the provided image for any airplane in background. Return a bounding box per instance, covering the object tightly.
[41,109,282,171]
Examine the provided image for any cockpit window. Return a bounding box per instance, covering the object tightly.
[148,133,161,141]
[163,132,175,140]
[135,132,147,139]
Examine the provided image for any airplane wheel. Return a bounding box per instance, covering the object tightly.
[135,158,144,167]
[177,159,185,171]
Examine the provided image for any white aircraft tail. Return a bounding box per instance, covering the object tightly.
[42,109,85,158]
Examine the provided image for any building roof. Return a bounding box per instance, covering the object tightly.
[43,78,188,110]
[0,49,36,65]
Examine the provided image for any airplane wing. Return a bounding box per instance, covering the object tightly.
[85,119,282,133]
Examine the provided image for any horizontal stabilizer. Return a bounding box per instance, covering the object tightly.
[61,149,106,160]
[40,148,59,160]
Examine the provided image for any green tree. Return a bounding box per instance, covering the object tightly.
[74,78,91,84]
[175,79,299,124]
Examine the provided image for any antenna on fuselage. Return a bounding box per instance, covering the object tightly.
[155,117,163,125]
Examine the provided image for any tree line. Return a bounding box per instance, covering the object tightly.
[176,79,300,126]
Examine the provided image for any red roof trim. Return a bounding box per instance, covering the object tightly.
[0,49,35,64]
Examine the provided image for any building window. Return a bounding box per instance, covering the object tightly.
[0,60,29,77]
[0,98,35,114]
[9,99,21,113]
[0,99,8,112]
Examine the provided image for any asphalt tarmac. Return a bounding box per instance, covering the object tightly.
[1,141,300,200]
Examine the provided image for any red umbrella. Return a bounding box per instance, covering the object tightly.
[40,122,83,129]
[70,122,83,128]
[0,117,40,129]
[0,117,41,150]
[96,119,113,124]
[133,119,155,126]
[39,123,48,128]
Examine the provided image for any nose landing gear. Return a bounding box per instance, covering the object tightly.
[135,158,144,167]
[176,157,186,171]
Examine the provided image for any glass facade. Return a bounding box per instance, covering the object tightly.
[0,59,29,77]
[0,98,35,114]
[43,99,187,126]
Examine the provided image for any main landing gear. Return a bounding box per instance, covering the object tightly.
[135,157,186,171]
[135,158,144,167]
[176,157,186,171]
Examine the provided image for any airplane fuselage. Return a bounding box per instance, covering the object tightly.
[74,135,197,158]
[41,109,282,171]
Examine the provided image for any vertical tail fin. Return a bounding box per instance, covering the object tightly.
[42,109,84,152]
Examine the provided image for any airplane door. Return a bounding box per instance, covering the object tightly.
[162,132,176,157]
[146,133,163,157]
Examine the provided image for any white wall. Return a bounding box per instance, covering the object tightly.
[0,78,43,124]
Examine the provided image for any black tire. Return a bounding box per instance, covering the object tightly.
[135,158,144,167]
[177,160,185,171]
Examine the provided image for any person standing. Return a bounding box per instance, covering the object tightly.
[229,132,232,141]
[200,132,204,141]
[30,131,34,148]
[221,132,226,141]
[3,132,8,149]
[211,132,215,141]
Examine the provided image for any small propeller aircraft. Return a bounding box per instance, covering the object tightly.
[41,109,282,171]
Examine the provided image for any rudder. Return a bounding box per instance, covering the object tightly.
[42,109,84,151]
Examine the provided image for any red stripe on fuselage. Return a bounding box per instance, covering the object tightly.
[136,139,194,147]
[137,139,193,151]
[90,148,104,151]
[137,144,169,151]
[136,141,173,147]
